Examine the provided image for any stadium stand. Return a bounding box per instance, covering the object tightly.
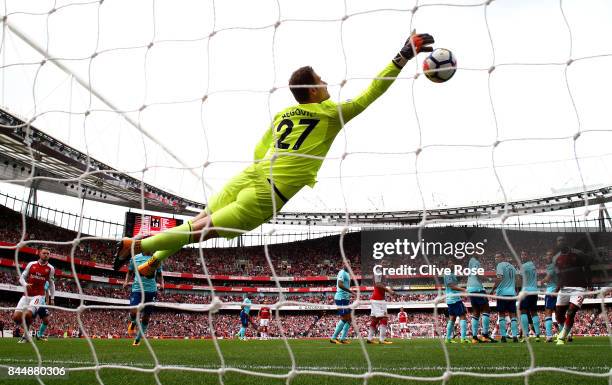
[1,202,610,340]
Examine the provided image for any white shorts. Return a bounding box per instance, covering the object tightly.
[370,300,387,318]
[259,319,269,327]
[556,287,586,307]
[16,295,45,315]
[399,322,407,329]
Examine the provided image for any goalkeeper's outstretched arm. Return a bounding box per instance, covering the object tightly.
[337,32,434,123]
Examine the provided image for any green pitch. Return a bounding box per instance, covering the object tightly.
[0,338,609,385]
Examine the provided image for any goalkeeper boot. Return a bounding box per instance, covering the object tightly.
[329,338,341,344]
[366,339,379,344]
[113,239,141,270]
[380,340,393,345]
[138,256,161,279]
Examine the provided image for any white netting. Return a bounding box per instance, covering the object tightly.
[0,0,611,384]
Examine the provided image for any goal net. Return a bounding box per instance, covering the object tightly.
[0,0,611,384]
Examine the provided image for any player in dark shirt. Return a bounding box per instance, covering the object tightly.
[554,236,592,345]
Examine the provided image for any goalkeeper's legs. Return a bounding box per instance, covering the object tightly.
[114,165,301,274]
[113,214,218,271]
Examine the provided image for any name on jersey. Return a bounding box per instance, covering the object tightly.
[373,264,484,276]
[281,108,316,119]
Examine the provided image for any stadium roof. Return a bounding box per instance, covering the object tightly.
[272,187,612,226]
[0,107,205,216]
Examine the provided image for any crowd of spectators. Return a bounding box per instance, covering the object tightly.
[0,205,362,276]
[1,202,611,342]
[6,204,609,279]
[0,268,442,304]
[1,300,609,339]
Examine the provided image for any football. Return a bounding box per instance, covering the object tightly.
[423,48,457,83]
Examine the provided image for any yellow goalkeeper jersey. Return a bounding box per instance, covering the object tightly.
[255,61,401,187]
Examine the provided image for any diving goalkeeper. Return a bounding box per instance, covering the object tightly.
[113,32,435,277]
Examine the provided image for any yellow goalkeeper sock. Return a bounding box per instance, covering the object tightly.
[140,222,192,254]
[152,247,183,263]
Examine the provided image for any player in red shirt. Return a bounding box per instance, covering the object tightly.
[397,307,408,338]
[367,272,395,344]
[12,247,55,343]
[257,305,272,340]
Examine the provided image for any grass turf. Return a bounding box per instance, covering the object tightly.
[0,337,609,385]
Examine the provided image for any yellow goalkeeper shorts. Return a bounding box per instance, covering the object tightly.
[207,164,302,238]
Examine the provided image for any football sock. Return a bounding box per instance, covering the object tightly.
[140,222,192,254]
[511,318,518,337]
[460,319,467,339]
[379,324,387,342]
[470,315,479,337]
[332,320,345,339]
[559,317,575,339]
[135,321,148,342]
[532,315,540,337]
[37,322,47,337]
[545,317,553,337]
[152,247,183,263]
[521,314,530,337]
[482,313,490,335]
[446,320,453,340]
[499,318,507,337]
[340,321,350,340]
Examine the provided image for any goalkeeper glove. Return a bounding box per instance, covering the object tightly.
[392,33,435,68]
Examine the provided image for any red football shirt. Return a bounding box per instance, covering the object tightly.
[371,274,386,300]
[22,261,54,297]
[398,311,408,323]
[259,307,271,319]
